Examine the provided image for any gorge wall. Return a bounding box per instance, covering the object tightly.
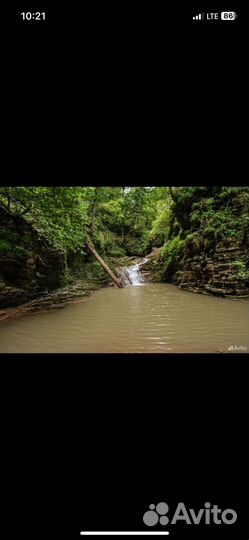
[0,206,66,308]
[145,187,249,297]
[170,237,249,297]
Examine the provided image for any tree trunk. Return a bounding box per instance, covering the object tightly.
[169,186,178,203]
[91,187,99,231]
[85,236,123,288]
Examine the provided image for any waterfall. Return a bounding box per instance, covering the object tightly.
[122,264,144,286]
[119,257,148,286]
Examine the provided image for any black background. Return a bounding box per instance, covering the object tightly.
[0,3,248,539]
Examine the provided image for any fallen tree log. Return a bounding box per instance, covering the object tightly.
[85,235,123,288]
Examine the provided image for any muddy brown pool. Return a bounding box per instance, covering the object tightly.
[0,283,248,353]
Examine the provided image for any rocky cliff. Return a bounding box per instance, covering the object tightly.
[145,187,249,297]
[171,237,249,297]
[0,206,66,308]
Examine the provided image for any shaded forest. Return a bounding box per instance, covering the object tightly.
[0,186,248,314]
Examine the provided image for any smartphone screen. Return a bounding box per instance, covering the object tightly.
[0,4,248,539]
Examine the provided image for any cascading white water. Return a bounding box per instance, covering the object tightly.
[125,264,144,285]
[120,257,149,286]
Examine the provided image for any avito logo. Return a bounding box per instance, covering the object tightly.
[143,502,237,526]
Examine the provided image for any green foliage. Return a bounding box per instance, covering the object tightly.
[203,225,216,238]
[0,239,31,258]
[0,186,248,280]
[237,213,249,231]
[100,198,125,228]
[0,187,90,253]
[0,228,16,243]
[88,187,171,256]
[160,236,185,273]
[0,227,30,257]
[190,191,249,239]
[218,187,245,201]
[107,245,126,257]
[232,261,249,280]
[0,240,12,254]
[150,203,171,244]
[0,186,173,259]
[125,236,150,256]
[14,246,30,258]
[60,256,74,286]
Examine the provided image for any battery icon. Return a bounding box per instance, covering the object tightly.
[221,11,237,20]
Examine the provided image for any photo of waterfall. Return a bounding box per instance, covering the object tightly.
[0,186,248,353]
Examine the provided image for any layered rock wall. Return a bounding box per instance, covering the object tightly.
[171,238,249,297]
[0,207,66,308]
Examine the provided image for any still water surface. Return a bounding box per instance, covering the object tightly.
[0,284,248,353]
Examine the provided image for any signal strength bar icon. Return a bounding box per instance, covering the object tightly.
[193,13,204,20]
